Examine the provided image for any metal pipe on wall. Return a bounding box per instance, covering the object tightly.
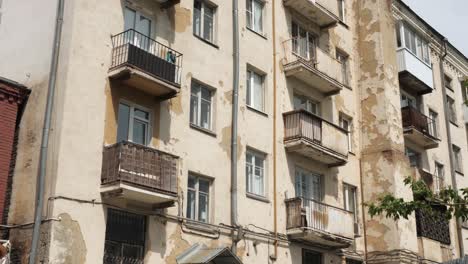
[29,0,64,263]
[230,0,240,255]
[439,38,465,258]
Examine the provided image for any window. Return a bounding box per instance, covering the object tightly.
[343,184,357,222]
[400,92,417,109]
[104,209,145,264]
[246,149,266,197]
[302,249,322,264]
[117,102,151,145]
[246,69,265,111]
[193,0,216,43]
[446,96,457,124]
[434,162,444,193]
[295,168,321,201]
[338,0,346,22]
[428,109,438,138]
[292,22,316,60]
[398,22,430,64]
[246,0,264,34]
[462,80,468,102]
[124,7,152,50]
[336,50,349,86]
[444,75,453,91]
[453,145,463,173]
[187,174,211,223]
[293,94,320,115]
[190,81,213,130]
[405,147,420,168]
[340,114,353,152]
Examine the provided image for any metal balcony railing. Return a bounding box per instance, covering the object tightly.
[283,109,349,157]
[285,197,354,238]
[110,29,183,87]
[419,169,445,194]
[401,106,437,139]
[415,207,450,245]
[101,141,178,195]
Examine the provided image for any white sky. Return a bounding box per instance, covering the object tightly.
[402,0,468,57]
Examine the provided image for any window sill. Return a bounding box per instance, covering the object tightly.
[246,27,267,40]
[247,105,268,117]
[193,34,219,49]
[190,124,217,138]
[450,120,459,127]
[246,193,270,203]
[184,220,219,235]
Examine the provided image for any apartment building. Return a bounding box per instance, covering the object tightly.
[0,0,467,263]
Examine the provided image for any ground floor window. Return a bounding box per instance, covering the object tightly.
[104,209,146,264]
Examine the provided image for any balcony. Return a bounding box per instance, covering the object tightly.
[109,29,183,99]
[282,40,344,96]
[283,0,339,28]
[396,48,434,95]
[401,106,439,149]
[285,197,354,248]
[283,110,348,166]
[416,169,445,194]
[415,207,450,245]
[100,141,178,208]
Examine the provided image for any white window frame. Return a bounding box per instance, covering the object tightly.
[339,114,353,152]
[343,183,358,222]
[246,68,265,112]
[190,81,213,130]
[397,22,431,65]
[187,174,212,223]
[246,0,264,34]
[193,0,217,43]
[453,145,463,173]
[291,21,316,61]
[246,149,267,198]
[293,94,320,116]
[117,101,152,146]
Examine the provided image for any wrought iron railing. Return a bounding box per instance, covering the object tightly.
[285,197,354,238]
[415,207,450,245]
[110,29,183,87]
[101,141,178,195]
[103,254,144,264]
[401,106,437,138]
[283,109,349,157]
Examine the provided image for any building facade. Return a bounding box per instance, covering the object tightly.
[0,0,467,263]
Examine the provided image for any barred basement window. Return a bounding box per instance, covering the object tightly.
[104,209,146,264]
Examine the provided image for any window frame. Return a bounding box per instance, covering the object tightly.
[343,183,358,223]
[293,94,321,116]
[186,173,212,223]
[336,49,349,86]
[190,80,214,131]
[193,0,217,44]
[338,0,346,23]
[452,145,463,174]
[246,148,267,198]
[446,95,457,124]
[405,147,421,168]
[397,22,431,65]
[444,75,453,91]
[428,109,438,138]
[291,21,317,61]
[339,113,353,153]
[434,161,444,193]
[246,0,264,34]
[246,68,266,112]
[117,101,152,146]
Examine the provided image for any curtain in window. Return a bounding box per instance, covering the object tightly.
[246,152,264,196]
[203,6,214,42]
[253,0,263,32]
[193,1,202,37]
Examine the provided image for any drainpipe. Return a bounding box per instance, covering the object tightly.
[439,38,465,258]
[29,0,64,263]
[271,0,278,260]
[230,0,240,254]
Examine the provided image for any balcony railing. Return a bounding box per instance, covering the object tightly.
[285,197,354,239]
[101,141,178,196]
[418,169,445,194]
[401,106,437,138]
[415,207,450,245]
[283,109,348,164]
[110,29,183,87]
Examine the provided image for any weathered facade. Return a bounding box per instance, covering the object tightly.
[0,0,467,263]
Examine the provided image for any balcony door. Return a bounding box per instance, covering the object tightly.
[400,92,417,109]
[124,7,152,51]
[292,22,316,62]
[295,168,325,230]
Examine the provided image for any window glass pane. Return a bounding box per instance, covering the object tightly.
[201,87,211,101]
[247,71,252,106]
[246,0,253,28]
[134,108,149,120]
[117,103,130,143]
[187,190,196,219]
[132,119,147,145]
[253,72,263,110]
[253,0,263,32]
[396,23,401,47]
[203,6,214,42]
[190,94,198,125]
[198,193,209,222]
[193,1,202,37]
[188,175,196,188]
[199,179,210,193]
[200,99,211,129]
[409,31,416,54]
[124,8,136,31]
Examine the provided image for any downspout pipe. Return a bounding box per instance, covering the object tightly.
[271,0,278,260]
[439,38,465,258]
[29,0,64,263]
[230,0,240,254]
